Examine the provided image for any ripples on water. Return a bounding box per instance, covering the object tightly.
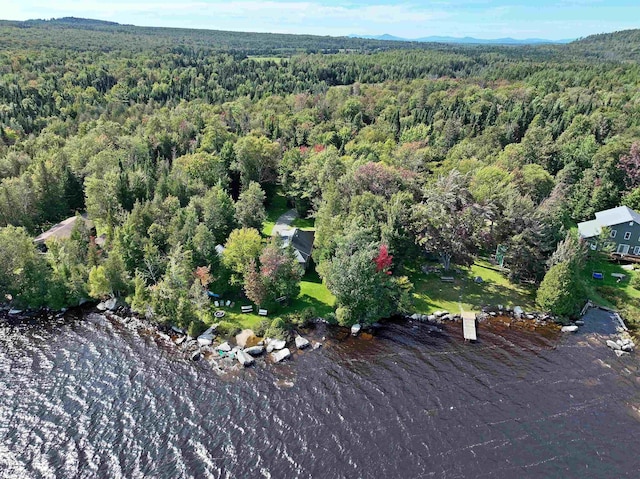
[1,310,640,478]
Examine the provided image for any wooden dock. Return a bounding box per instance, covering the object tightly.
[462,312,477,341]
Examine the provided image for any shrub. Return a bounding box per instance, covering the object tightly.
[265,317,290,340]
[631,273,640,290]
[335,306,352,326]
[187,320,207,338]
[325,312,338,325]
[216,321,241,338]
[287,307,317,328]
[619,303,640,330]
[536,262,585,319]
[255,318,271,337]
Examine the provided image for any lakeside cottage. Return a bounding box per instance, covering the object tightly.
[34,214,105,251]
[277,228,315,270]
[578,206,640,256]
[215,228,315,269]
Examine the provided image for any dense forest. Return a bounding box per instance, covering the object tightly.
[1,19,639,335]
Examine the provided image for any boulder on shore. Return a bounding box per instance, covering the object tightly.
[244,345,265,356]
[104,298,117,311]
[236,329,259,348]
[295,336,310,349]
[266,338,287,353]
[351,324,362,336]
[236,350,255,367]
[217,342,232,352]
[171,325,186,335]
[561,325,579,333]
[197,334,214,346]
[606,340,621,350]
[271,348,291,363]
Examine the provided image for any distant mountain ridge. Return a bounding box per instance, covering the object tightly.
[348,33,573,45]
[25,17,124,27]
[3,17,640,61]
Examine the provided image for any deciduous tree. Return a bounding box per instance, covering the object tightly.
[412,170,482,271]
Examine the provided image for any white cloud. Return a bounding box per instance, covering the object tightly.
[9,1,447,25]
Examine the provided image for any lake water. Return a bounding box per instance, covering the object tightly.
[1,308,640,478]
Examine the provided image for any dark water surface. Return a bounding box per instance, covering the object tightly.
[2,309,640,478]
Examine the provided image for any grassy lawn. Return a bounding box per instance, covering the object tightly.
[410,259,536,314]
[216,190,326,332]
[292,215,315,230]
[579,254,639,309]
[578,254,640,330]
[247,56,286,64]
[262,190,289,236]
[209,268,335,331]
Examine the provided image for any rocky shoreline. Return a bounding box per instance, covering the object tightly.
[405,305,555,326]
[2,298,635,370]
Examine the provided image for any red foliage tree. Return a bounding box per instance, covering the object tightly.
[619,142,640,191]
[194,265,211,288]
[243,259,267,306]
[353,162,400,198]
[374,244,393,274]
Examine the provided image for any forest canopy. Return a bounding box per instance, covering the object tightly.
[1,19,639,325]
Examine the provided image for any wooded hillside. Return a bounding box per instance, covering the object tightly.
[1,19,639,329]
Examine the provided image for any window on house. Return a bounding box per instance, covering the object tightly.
[624,232,632,240]
[634,246,640,255]
[610,230,617,238]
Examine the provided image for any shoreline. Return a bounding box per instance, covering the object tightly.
[2,299,632,370]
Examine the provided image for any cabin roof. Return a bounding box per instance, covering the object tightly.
[578,206,640,238]
[595,206,640,227]
[278,228,315,263]
[34,214,94,244]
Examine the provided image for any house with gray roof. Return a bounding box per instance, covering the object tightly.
[34,214,105,251]
[278,228,315,269]
[578,206,640,256]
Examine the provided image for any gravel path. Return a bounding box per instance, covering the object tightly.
[272,209,297,236]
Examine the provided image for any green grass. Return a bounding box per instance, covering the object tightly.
[578,254,640,331]
[410,259,536,314]
[247,56,286,63]
[209,268,335,331]
[580,255,639,307]
[287,268,335,317]
[262,189,316,235]
[262,190,289,236]
[291,215,315,230]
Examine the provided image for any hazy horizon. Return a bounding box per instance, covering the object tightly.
[3,1,639,41]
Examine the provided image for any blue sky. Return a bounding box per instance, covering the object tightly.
[3,1,639,40]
